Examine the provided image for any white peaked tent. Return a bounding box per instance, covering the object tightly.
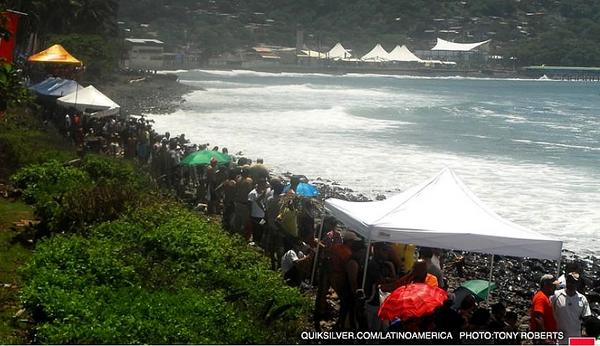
[361,43,390,62]
[327,42,352,60]
[387,45,423,62]
[324,168,562,260]
[311,168,563,288]
[432,37,491,51]
[57,85,120,117]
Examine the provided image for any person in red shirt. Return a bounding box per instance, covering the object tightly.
[530,274,559,344]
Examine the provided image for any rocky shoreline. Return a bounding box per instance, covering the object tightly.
[102,70,599,332]
[96,72,198,115]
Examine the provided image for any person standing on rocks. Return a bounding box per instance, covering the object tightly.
[234,167,254,240]
[247,178,270,245]
[206,157,218,214]
[265,178,284,269]
[551,272,591,344]
[530,274,559,344]
[222,169,238,232]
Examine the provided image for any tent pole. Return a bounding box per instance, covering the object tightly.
[310,210,326,287]
[486,254,494,304]
[361,231,372,291]
[556,256,562,278]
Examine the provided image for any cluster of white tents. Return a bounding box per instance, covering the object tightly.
[30,77,121,117]
[300,38,491,65]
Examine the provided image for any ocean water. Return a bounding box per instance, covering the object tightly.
[148,69,600,255]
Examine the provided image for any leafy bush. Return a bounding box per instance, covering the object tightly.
[10,156,154,234]
[10,160,90,205]
[80,154,152,191]
[10,161,91,233]
[0,62,34,111]
[21,203,311,344]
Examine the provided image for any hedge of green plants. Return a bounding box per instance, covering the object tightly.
[10,155,153,235]
[14,158,311,344]
[0,108,75,178]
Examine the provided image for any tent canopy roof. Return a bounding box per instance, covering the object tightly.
[30,77,84,97]
[325,168,562,260]
[28,44,82,65]
[431,38,491,51]
[388,45,423,62]
[327,43,352,59]
[57,85,120,116]
[361,43,390,62]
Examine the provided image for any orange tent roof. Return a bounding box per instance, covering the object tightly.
[28,44,82,65]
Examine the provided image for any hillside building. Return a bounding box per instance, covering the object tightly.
[122,38,164,71]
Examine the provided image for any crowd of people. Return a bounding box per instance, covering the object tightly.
[40,103,600,344]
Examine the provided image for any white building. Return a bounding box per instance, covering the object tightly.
[122,38,164,70]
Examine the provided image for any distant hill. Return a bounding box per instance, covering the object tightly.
[118,0,600,66]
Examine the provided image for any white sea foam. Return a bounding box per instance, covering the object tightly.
[156,69,190,74]
[146,72,600,255]
[187,69,564,82]
[191,69,336,78]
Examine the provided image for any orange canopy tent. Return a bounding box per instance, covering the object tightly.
[27,44,82,65]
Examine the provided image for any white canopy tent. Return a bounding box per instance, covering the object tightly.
[361,43,390,62]
[57,85,120,117]
[431,37,491,51]
[387,45,423,62]
[311,168,563,288]
[327,42,352,60]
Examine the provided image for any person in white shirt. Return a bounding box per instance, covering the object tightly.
[551,272,592,344]
[247,178,270,245]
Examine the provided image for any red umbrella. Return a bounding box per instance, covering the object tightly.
[378,283,448,321]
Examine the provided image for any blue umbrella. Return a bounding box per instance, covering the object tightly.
[282,182,319,197]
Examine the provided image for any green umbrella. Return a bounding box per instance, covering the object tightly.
[461,279,497,301]
[181,150,231,166]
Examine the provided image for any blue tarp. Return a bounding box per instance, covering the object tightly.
[29,77,83,98]
[29,77,57,93]
[282,182,319,197]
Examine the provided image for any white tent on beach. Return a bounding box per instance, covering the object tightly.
[387,45,423,62]
[310,168,563,288]
[324,168,562,260]
[57,85,120,117]
[361,43,390,62]
[327,42,352,60]
[431,37,491,51]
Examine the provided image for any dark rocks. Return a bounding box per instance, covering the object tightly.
[96,73,197,115]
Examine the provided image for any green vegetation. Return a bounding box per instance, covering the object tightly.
[115,0,600,66]
[47,34,119,79]
[15,175,310,343]
[0,63,34,111]
[0,199,34,344]
[10,155,154,236]
[0,103,311,343]
[7,0,118,37]
[3,1,119,80]
[0,107,75,180]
